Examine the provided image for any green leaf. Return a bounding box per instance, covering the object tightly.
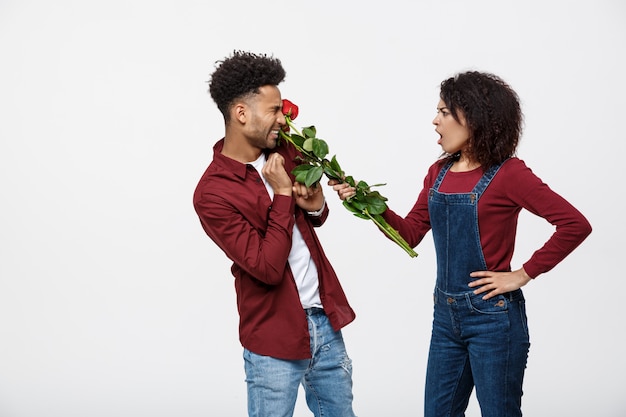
[292,164,312,175]
[295,171,309,184]
[305,166,324,187]
[342,201,360,214]
[365,194,388,214]
[329,155,343,176]
[290,134,306,148]
[302,138,314,152]
[355,180,370,192]
[343,201,369,219]
[347,198,368,211]
[292,164,313,184]
[311,139,329,159]
[302,138,313,152]
[322,161,342,181]
[302,126,317,138]
[366,190,388,202]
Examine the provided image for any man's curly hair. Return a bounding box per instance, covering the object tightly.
[440,71,524,169]
[208,50,286,121]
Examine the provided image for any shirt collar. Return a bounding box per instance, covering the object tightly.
[212,138,250,180]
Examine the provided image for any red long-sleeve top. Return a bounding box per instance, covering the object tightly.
[193,139,355,360]
[382,158,592,278]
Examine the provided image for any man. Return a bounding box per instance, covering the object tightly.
[193,50,357,417]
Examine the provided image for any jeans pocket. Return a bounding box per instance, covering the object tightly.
[468,293,509,314]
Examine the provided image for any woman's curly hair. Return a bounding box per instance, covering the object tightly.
[208,50,286,121]
[439,71,524,169]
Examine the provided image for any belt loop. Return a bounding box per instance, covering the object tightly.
[304,307,325,316]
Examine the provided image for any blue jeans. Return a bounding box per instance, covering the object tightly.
[244,308,356,417]
[425,288,530,417]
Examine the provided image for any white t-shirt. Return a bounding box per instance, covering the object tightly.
[249,154,322,309]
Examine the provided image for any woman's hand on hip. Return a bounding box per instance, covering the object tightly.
[468,268,532,300]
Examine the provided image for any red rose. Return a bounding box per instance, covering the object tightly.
[274,98,417,257]
[282,99,299,120]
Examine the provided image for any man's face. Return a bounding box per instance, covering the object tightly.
[244,85,286,150]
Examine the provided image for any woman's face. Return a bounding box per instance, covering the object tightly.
[432,99,471,155]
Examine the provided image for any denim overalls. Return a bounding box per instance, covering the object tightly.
[424,161,530,417]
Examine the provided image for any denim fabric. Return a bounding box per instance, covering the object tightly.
[425,288,530,417]
[425,161,530,417]
[244,308,356,417]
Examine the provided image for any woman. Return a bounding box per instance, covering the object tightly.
[332,71,592,417]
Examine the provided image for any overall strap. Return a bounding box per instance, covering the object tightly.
[431,161,454,192]
[471,159,508,198]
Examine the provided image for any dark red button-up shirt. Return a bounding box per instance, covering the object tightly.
[193,138,355,360]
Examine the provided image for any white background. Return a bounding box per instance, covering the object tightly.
[1,0,624,416]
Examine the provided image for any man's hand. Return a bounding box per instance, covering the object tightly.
[262,153,292,196]
[293,182,324,212]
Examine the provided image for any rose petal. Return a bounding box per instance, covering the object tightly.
[282,99,299,120]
